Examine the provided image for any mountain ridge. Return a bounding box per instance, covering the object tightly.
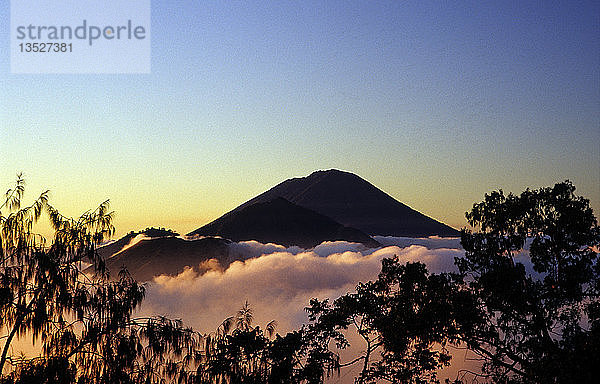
[190,196,379,248]
[91,236,231,282]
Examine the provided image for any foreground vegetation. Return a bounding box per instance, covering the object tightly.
[1,175,598,383]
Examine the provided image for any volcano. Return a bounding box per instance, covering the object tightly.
[190,169,458,239]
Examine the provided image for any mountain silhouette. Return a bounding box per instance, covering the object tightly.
[189,197,379,248]
[95,170,457,281]
[191,169,458,238]
[96,227,180,260]
[96,236,230,282]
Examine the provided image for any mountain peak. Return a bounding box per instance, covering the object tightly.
[195,170,459,238]
[308,169,354,176]
[301,169,363,182]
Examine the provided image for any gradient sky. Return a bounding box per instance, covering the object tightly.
[1,1,599,237]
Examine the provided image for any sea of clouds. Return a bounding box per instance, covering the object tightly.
[139,237,466,333]
[135,236,484,382]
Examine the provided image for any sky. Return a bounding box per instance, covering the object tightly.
[1,0,599,237]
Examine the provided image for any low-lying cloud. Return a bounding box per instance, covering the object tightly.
[134,236,520,382]
[139,237,464,333]
[373,235,462,250]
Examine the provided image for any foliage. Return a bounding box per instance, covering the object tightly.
[0,174,198,383]
[302,180,599,383]
[457,180,600,383]
[193,301,310,384]
[140,227,179,237]
[304,259,479,384]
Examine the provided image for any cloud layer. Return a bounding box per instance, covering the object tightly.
[139,238,463,333]
[136,237,474,383]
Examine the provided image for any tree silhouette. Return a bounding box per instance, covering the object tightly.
[304,181,599,384]
[195,302,307,384]
[457,180,600,383]
[0,175,199,383]
[304,259,478,384]
[236,300,254,332]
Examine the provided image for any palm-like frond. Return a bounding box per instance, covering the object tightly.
[265,320,277,339]
[0,173,25,212]
[1,185,50,254]
[236,300,253,331]
[219,316,234,336]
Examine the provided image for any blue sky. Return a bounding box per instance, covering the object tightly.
[1,0,598,235]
